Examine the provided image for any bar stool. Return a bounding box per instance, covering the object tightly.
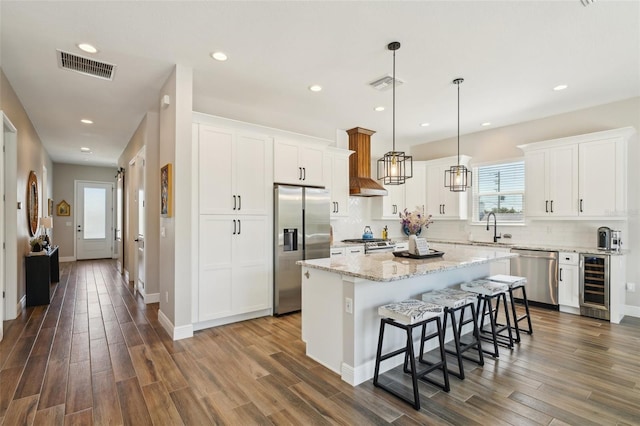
[460,279,514,357]
[421,288,484,379]
[488,274,533,343]
[373,299,450,410]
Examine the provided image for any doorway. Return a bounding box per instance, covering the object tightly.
[75,180,114,260]
[2,112,18,330]
[128,147,146,296]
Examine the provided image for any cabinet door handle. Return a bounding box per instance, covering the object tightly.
[335,202,339,213]
[233,195,237,210]
[299,167,303,180]
[233,219,236,235]
[579,199,583,212]
[238,219,241,235]
[303,167,306,180]
[559,267,563,282]
[545,200,549,213]
[238,195,241,211]
[550,200,553,213]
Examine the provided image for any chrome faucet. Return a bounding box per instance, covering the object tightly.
[486,212,501,243]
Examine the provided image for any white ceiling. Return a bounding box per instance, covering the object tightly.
[2,1,639,167]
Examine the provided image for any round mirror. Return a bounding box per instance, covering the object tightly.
[27,170,39,236]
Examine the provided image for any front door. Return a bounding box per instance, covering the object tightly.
[76,181,114,260]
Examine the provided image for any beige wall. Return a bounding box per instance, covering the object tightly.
[51,163,117,259]
[117,111,160,299]
[1,69,53,309]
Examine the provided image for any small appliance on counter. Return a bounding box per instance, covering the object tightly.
[610,230,622,252]
[597,227,611,251]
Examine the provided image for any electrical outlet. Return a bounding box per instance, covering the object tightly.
[345,297,353,314]
[626,282,636,292]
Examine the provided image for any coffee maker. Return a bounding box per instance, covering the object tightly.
[597,227,611,251]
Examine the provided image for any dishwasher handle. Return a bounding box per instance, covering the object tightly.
[513,253,558,260]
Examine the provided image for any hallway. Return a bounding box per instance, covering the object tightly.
[1,259,639,425]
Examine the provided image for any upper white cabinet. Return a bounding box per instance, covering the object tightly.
[372,162,426,219]
[198,124,272,215]
[325,147,353,217]
[519,127,634,219]
[425,156,469,220]
[274,137,326,187]
[525,145,578,217]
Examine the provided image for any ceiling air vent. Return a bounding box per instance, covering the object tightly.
[56,49,116,81]
[369,74,404,91]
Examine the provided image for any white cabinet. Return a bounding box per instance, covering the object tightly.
[330,245,364,259]
[198,124,272,216]
[274,138,326,187]
[558,252,579,311]
[325,148,353,217]
[425,156,469,220]
[519,127,633,219]
[198,216,270,321]
[525,145,578,217]
[373,161,427,219]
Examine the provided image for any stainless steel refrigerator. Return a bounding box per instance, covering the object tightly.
[274,185,330,315]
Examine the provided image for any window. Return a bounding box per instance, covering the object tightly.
[83,187,107,239]
[473,160,525,223]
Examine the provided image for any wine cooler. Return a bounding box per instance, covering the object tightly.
[579,254,610,320]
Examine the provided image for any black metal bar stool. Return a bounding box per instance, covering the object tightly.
[373,299,450,410]
[489,275,533,343]
[421,288,484,379]
[460,279,513,358]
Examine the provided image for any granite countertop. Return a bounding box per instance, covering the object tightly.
[426,239,628,256]
[297,251,516,282]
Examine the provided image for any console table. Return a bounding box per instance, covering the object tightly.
[25,245,59,306]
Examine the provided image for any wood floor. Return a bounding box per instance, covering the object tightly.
[1,260,639,425]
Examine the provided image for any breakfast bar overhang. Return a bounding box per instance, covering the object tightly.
[297,251,517,386]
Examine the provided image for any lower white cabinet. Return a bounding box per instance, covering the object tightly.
[331,245,364,259]
[558,252,579,310]
[198,215,270,322]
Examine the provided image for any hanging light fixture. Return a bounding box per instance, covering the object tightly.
[444,78,472,192]
[377,41,412,185]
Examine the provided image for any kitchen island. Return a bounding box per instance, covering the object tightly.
[297,250,517,386]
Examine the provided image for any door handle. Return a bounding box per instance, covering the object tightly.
[134,238,139,242]
[238,195,241,211]
[299,167,303,180]
[233,195,236,210]
[303,167,306,180]
[335,202,339,213]
[546,200,549,213]
[550,200,554,213]
[559,267,563,282]
[237,219,241,235]
[579,199,584,212]
[233,219,236,235]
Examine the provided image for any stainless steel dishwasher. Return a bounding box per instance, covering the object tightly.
[510,249,559,307]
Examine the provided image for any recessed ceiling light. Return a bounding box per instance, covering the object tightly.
[211,51,228,61]
[374,106,385,112]
[481,122,492,127]
[77,43,98,54]
[81,119,93,124]
[420,122,430,127]
[80,147,91,153]
[309,85,322,92]
[553,84,568,91]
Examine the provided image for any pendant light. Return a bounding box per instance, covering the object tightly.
[377,41,412,185]
[444,78,472,192]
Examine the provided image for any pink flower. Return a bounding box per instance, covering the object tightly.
[399,208,433,234]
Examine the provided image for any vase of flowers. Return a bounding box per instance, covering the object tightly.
[399,208,433,236]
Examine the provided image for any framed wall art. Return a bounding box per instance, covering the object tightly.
[57,200,70,216]
[27,171,39,236]
[48,198,53,216]
[161,163,172,217]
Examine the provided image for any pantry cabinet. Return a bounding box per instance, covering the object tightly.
[425,156,470,220]
[198,124,272,216]
[519,127,633,219]
[274,137,326,187]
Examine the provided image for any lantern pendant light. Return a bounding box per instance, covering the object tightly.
[377,41,412,185]
[444,77,472,192]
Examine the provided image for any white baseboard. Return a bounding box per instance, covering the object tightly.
[144,293,160,304]
[158,309,193,341]
[559,305,581,315]
[124,269,130,284]
[192,309,271,332]
[18,295,26,313]
[624,304,640,319]
[59,256,75,262]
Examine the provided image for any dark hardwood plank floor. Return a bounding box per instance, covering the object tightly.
[1,259,639,425]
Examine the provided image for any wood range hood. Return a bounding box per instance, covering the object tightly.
[346,127,388,197]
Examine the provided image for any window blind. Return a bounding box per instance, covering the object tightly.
[472,161,525,223]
